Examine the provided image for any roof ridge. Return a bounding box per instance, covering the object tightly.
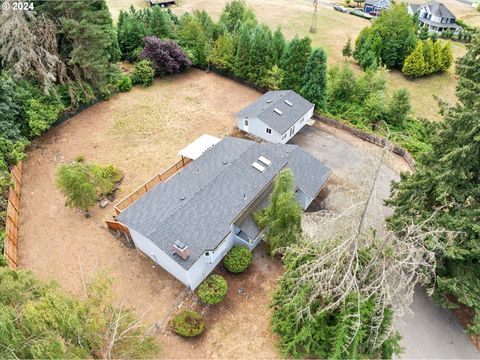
[145,138,255,238]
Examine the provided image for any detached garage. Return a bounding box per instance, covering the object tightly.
[236,90,314,144]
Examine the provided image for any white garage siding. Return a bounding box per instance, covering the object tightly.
[279,107,314,144]
[129,228,190,287]
[236,116,282,143]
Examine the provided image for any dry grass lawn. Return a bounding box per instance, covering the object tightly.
[106,0,477,121]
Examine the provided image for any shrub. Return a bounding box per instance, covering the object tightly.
[131,60,155,87]
[197,274,228,304]
[223,246,252,273]
[56,160,123,211]
[117,75,133,92]
[170,310,205,337]
[139,37,192,76]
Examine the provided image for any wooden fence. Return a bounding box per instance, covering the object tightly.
[3,162,23,269]
[113,157,192,214]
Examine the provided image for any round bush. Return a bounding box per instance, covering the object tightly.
[223,246,253,273]
[171,310,205,337]
[131,59,155,87]
[118,75,133,92]
[197,274,228,304]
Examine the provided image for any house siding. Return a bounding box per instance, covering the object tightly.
[129,227,190,287]
[187,233,234,290]
[236,106,314,144]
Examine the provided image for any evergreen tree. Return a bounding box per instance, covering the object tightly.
[246,25,274,85]
[419,25,430,40]
[353,4,416,69]
[233,26,251,80]
[387,33,480,334]
[439,41,453,71]
[342,37,353,60]
[271,27,286,64]
[38,0,120,89]
[260,65,285,90]
[117,8,146,61]
[402,41,426,77]
[432,40,443,72]
[280,36,312,92]
[176,14,210,67]
[208,34,235,71]
[146,6,175,39]
[300,48,328,110]
[386,88,411,126]
[253,169,302,254]
[219,0,257,33]
[422,38,435,74]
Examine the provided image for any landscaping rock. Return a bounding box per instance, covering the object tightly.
[99,198,109,208]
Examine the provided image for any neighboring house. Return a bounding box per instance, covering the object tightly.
[363,0,392,16]
[236,90,314,144]
[115,136,331,290]
[408,2,460,33]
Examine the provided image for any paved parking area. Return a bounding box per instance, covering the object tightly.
[292,124,478,359]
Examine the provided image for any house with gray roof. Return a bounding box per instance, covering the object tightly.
[408,2,460,34]
[236,90,314,144]
[364,0,392,16]
[115,136,331,290]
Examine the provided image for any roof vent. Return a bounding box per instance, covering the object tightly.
[273,108,283,115]
[284,100,293,106]
[223,161,227,165]
[173,240,190,260]
[252,162,266,172]
[258,156,271,166]
[266,99,273,103]
[180,196,185,201]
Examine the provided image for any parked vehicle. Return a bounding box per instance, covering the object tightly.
[333,4,348,12]
[350,9,374,19]
[145,0,176,7]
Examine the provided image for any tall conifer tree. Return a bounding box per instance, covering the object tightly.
[388,33,480,334]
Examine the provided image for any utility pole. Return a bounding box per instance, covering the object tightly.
[310,0,318,34]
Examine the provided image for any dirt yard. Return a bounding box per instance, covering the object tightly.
[18,69,283,357]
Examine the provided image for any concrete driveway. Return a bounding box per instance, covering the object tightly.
[291,124,479,359]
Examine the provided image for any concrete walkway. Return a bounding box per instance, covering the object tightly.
[292,124,479,359]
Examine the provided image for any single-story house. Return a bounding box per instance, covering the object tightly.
[115,136,331,290]
[408,2,460,33]
[236,90,314,144]
[364,0,392,16]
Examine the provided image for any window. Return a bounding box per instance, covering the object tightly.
[266,128,272,134]
[244,119,248,126]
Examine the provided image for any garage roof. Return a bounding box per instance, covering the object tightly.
[236,90,314,134]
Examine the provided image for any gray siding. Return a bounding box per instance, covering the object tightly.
[129,228,190,286]
[187,234,234,289]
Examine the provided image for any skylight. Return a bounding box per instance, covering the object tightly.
[284,100,293,106]
[252,162,266,172]
[273,108,283,115]
[258,156,271,166]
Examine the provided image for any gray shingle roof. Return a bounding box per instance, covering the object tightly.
[409,3,421,12]
[424,1,455,19]
[116,137,331,270]
[236,90,314,135]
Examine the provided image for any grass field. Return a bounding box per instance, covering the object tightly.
[106,0,478,121]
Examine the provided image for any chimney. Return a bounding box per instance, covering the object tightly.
[173,240,190,260]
